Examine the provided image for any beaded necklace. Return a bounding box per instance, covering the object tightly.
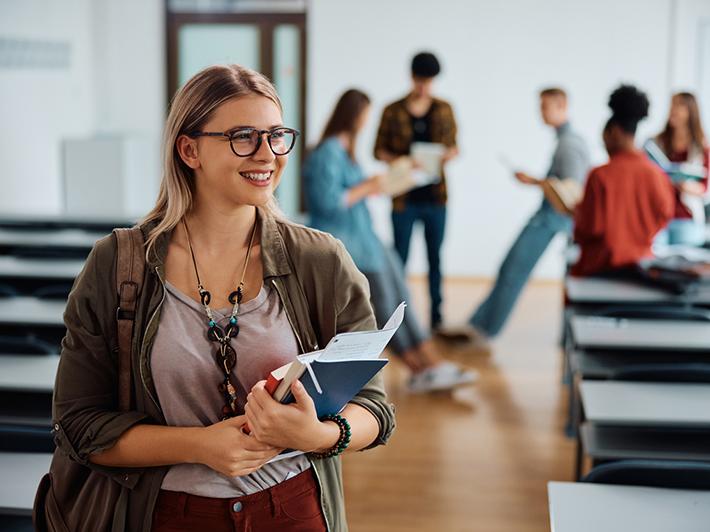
[181,217,258,419]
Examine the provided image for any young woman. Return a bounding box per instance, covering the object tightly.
[572,85,675,277]
[651,92,709,245]
[48,65,394,531]
[303,89,475,393]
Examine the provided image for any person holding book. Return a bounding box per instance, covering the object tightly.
[43,65,395,532]
[374,51,459,330]
[438,88,589,347]
[647,92,709,245]
[304,88,475,394]
[572,85,675,276]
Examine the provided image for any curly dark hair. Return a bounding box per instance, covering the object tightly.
[606,84,649,135]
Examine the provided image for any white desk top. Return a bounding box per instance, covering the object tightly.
[570,315,710,350]
[565,276,710,304]
[0,228,105,249]
[0,355,58,392]
[548,481,710,532]
[0,297,65,326]
[0,452,52,515]
[0,256,84,280]
[580,381,710,428]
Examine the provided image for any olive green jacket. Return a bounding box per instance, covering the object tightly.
[52,207,396,531]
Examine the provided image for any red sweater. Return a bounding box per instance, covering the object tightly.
[572,150,675,277]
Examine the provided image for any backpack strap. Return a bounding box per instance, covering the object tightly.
[113,227,145,412]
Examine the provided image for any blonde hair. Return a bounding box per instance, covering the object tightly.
[143,64,284,260]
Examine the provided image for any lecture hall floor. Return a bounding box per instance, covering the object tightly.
[343,278,575,532]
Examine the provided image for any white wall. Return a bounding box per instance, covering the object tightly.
[307,0,693,279]
[0,0,95,214]
[0,0,164,217]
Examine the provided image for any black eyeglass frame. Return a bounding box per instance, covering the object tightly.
[188,127,300,158]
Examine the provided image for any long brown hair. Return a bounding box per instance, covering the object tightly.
[142,64,283,260]
[319,89,371,160]
[656,92,707,154]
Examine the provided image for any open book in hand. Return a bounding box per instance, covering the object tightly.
[542,177,583,215]
[382,142,445,197]
[262,303,406,462]
[644,139,706,182]
[267,302,405,413]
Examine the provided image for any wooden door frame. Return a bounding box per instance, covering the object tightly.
[165,7,308,210]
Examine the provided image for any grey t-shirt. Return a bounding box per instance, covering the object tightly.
[151,280,311,497]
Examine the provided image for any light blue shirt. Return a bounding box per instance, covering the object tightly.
[303,137,385,273]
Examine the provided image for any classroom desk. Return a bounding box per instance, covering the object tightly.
[565,276,710,305]
[548,481,710,532]
[0,297,66,327]
[0,452,52,516]
[0,228,106,252]
[580,381,710,429]
[580,422,710,463]
[570,315,710,351]
[0,355,58,393]
[0,256,83,280]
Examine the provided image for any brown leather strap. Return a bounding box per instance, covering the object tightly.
[114,227,145,412]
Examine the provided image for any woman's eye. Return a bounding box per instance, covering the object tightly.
[232,131,253,142]
[271,130,286,139]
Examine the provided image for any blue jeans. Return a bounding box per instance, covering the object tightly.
[470,206,571,337]
[391,203,446,328]
[364,248,429,356]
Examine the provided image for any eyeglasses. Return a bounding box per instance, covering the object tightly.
[188,127,300,157]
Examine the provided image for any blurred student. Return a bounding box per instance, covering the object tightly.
[374,51,459,330]
[572,85,675,277]
[648,92,709,245]
[438,88,589,346]
[304,89,475,393]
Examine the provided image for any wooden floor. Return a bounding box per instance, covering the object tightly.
[342,278,575,532]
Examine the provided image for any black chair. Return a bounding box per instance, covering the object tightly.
[611,363,710,383]
[0,335,56,355]
[583,459,710,490]
[593,305,710,322]
[32,283,73,300]
[0,284,19,297]
[0,515,34,532]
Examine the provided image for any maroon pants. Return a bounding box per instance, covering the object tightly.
[151,469,327,532]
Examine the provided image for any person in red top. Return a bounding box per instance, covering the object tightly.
[572,85,675,277]
[652,92,710,245]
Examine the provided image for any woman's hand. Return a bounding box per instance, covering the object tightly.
[514,172,541,186]
[196,415,284,477]
[678,179,706,196]
[367,175,383,195]
[245,380,340,453]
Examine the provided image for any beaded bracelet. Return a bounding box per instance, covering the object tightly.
[309,414,352,459]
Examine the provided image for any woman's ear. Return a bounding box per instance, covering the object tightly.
[176,135,201,169]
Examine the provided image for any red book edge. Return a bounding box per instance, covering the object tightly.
[242,372,284,435]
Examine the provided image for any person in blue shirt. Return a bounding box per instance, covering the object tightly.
[303,89,475,393]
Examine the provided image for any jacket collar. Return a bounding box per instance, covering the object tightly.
[142,206,292,278]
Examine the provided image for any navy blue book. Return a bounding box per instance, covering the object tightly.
[275,358,389,418]
[265,302,405,416]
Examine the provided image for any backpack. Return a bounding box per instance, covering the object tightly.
[32,227,145,532]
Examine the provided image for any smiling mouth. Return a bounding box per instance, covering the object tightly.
[239,171,273,182]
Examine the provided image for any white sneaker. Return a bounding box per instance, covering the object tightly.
[407,362,478,394]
